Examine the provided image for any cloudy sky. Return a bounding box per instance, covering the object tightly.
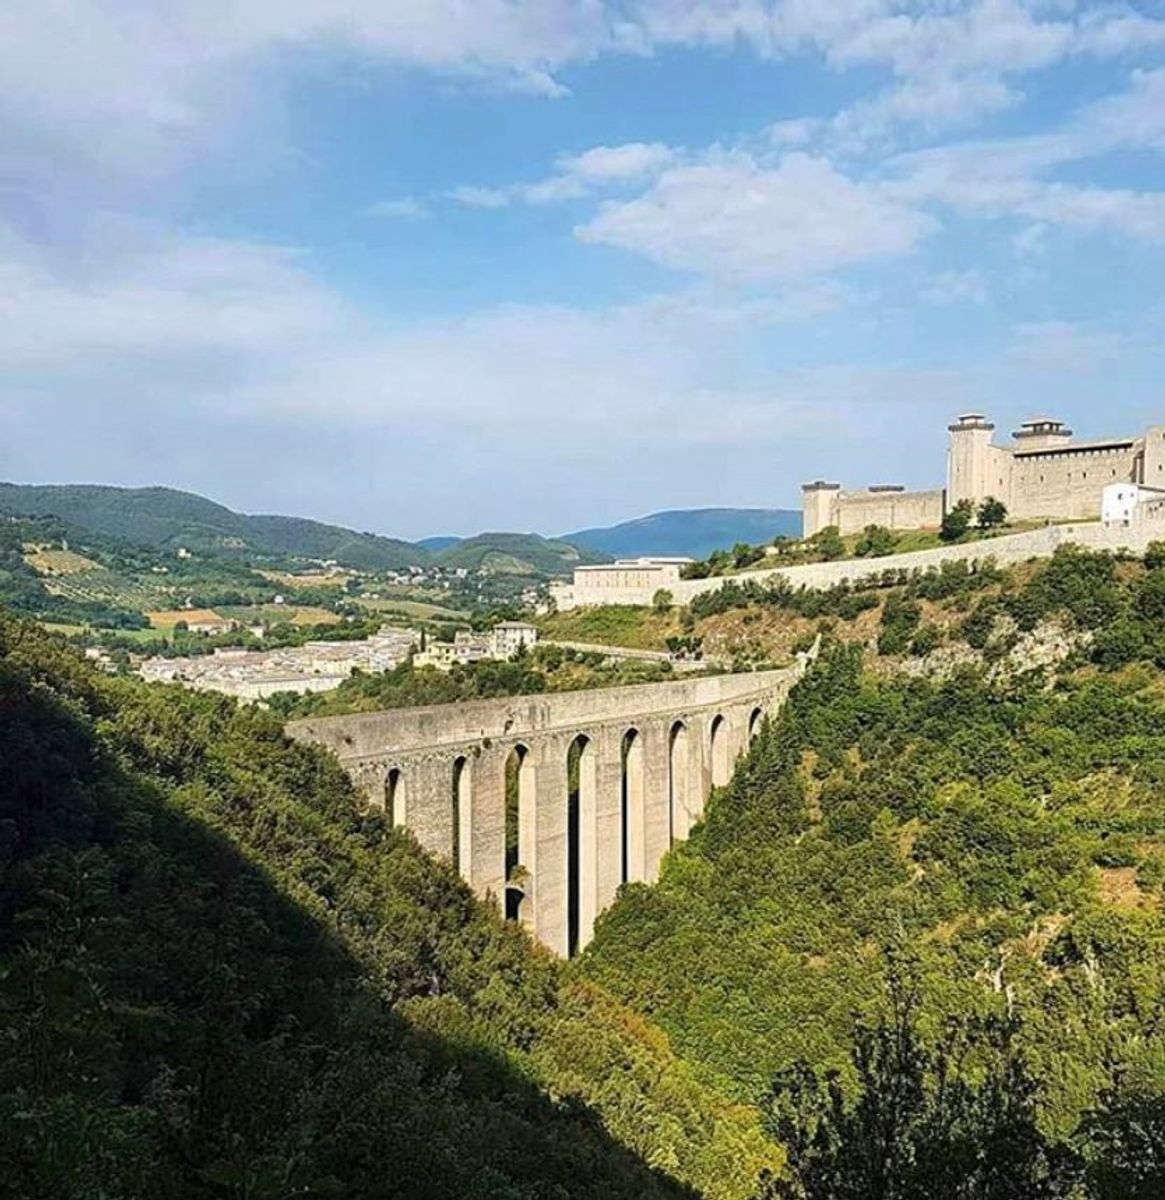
[3,1,1164,538]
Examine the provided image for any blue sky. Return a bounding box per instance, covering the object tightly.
[2,2,1164,539]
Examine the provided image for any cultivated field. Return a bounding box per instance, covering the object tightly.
[45,571,175,610]
[146,608,228,630]
[356,596,469,621]
[217,604,343,627]
[256,569,351,589]
[23,546,103,576]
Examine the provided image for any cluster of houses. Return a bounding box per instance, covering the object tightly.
[412,621,539,670]
[138,621,541,700]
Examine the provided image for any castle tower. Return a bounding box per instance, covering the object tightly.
[1011,417,1073,452]
[947,413,996,510]
[801,481,841,538]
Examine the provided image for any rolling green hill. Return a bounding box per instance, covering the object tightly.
[0,483,422,571]
[431,531,609,576]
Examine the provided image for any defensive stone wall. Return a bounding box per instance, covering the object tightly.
[833,488,945,536]
[1007,443,1140,522]
[669,517,1165,605]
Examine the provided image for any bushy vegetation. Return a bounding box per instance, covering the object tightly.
[688,559,1001,624]
[583,634,1165,1196]
[273,643,682,718]
[0,614,775,1198]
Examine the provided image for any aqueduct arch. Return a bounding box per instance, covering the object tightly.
[289,661,811,955]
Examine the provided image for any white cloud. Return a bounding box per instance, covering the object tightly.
[447,185,512,209]
[0,219,842,444]
[577,151,936,280]
[831,74,1019,147]
[556,141,676,181]
[1012,222,1049,256]
[769,117,822,146]
[922,269,988,305]
[452,140,676,207]
[884,67,1165,241]
[4,0,1165,208]
[1008,320,1127,372]
[365,197,427,219]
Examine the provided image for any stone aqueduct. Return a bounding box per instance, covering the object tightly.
[288,660,809,956]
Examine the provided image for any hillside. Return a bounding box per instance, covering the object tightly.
[0,483,422,571]
[431,530,609,576]
[565,508,802,560]
[7,549,1165,1196]
[575,549,1165,1197]
[0,614,776,1199]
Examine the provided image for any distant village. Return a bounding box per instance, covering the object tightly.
[138,620,539,700]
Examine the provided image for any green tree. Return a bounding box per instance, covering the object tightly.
[855,525,898,558]
[940,500,975,543]
[652,589,674,613]
[1079,1084,1165,1199]
[756,970,1081,1200]
[810,526,845,562]
[977,496,1008,530]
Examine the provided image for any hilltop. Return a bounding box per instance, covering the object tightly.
[430,530,607,575]
[0,483,422,572]
[565,507,802,559]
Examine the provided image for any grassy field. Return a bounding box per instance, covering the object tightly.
[217,604,342,627]
[23,546,103,575]
[256,569,350,589]
[146,608,227,630]
[537,606,680,651]
[356,597,469,621]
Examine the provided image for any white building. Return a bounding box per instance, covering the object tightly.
[490,621,539,658]
[550,557,692,612]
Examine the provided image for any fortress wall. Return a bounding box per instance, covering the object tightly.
[1007,445,1139,522]
[834,488,944,535]
[670,517,1165,604]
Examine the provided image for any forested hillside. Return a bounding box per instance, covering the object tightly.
[0,483,421,571]
[430,531,607,576]
[9,547,1165,1198]
[0,615,774,1199]
[583,620,1165,1195]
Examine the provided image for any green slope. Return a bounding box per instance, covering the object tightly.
[0,614,777,1199]
[0,482,423,571]
[581,553,1165,1195]
[432,530,609,576]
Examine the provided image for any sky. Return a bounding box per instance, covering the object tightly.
[2,1,1165,539]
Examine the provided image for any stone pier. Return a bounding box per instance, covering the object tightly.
[287,662,808,954]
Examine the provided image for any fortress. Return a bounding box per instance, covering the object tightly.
[802,413,1165,537]
[551,411,1165,611]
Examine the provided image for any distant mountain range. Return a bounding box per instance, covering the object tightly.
[0,484,802,576]
[564,508,802,559]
